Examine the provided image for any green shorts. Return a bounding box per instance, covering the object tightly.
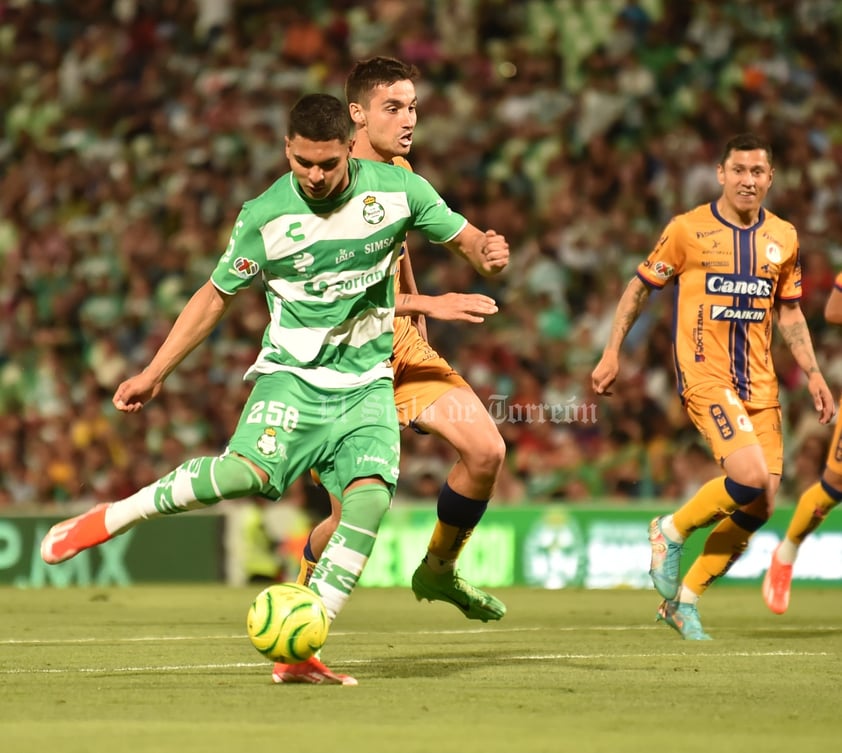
[227,372,400,500]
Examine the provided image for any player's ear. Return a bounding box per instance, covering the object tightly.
[349,103,366,127]
[284,136,291,160]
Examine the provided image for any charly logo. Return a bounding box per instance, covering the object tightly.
[362,195,385,225]
[292,252,315,274]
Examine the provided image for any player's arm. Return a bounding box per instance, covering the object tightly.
[396,246,427,339]
[825,282,842,324]
[776,300,835,424]
[591,276,651,395]
[397,291,499,323]
[442,225,509,276]
[113,281,236,412]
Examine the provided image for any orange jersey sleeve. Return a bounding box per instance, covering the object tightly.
[637,203,801,408]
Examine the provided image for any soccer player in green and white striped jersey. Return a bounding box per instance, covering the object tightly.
[40,94,509,680]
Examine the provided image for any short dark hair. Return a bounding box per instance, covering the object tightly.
[287,94,352,142]
[720,133,773,166]
[345,56,419,107]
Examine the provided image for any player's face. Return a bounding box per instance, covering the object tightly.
[285,136,352,199]
[717,148,774,216]
[353,80,417,158]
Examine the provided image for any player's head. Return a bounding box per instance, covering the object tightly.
[286,93,353,200]
[346,57,419,160]
[716,133,774,217]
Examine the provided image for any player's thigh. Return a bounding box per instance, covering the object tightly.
[683,384,763,466]
[392,335,469,428]
[316,379,401,499]
[227,372,331,496]
[748,405,783,476]
[415,386,504,457]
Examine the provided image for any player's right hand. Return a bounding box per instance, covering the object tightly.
[426,293,499,323]
[479,229,509,275]
[591,352,620,396]
[113,372,163,413]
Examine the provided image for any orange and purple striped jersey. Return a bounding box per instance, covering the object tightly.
[637,202,801,408]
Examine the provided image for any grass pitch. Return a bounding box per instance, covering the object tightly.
[1,585,841,753]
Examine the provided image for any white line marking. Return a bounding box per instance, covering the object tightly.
[0,650,831,676]
[1,623,840,647]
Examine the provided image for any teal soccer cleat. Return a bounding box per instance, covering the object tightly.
[656,599,712,640]
[648,516,683,599]
[411,560,506,622]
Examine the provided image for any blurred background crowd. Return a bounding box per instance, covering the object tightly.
[4,0,842,514]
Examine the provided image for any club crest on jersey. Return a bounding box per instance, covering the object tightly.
[736,414,754,432]
[362,195,386,225]
[257,427,279,456]
[233,257,259,279]
[765,243,781,264]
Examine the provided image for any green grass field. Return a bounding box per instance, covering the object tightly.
[2,585,841,753]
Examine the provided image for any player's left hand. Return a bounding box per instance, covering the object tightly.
[479,229,509,275]
[808,371,836,424]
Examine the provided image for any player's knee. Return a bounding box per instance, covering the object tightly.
[343,483,392,521]
[821,469,842,498]
[461,429,506,482]
[724,476,766,506]
[215,454,266,497]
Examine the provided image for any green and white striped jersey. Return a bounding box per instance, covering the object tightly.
[211,158,467,389]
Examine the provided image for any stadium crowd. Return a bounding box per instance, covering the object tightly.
[3,0,842,509]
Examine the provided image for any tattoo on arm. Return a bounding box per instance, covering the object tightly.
[608,281,650,349]
[778,318,819,373]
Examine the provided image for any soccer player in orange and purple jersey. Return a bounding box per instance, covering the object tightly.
[763,272,842,614]
[592,133,835,639]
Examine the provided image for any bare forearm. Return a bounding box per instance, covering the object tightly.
[144,281,232,382]
[777,308,821,375]
[603,277,651,353]
[396,292,431,317]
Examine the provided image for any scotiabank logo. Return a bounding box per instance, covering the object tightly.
[705,273,772,298]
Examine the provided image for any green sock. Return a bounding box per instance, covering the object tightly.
[309,484,392,621]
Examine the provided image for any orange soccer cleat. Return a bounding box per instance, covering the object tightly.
[762,549,794,615]
[40,504,111,564]
[271,655,357,686]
